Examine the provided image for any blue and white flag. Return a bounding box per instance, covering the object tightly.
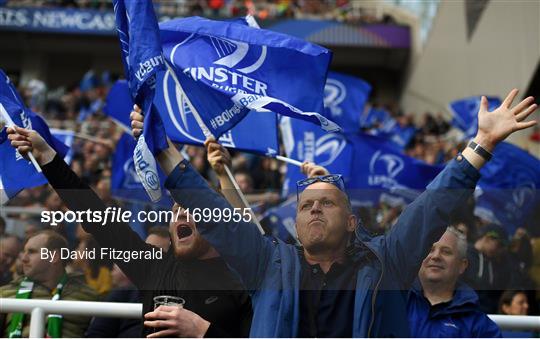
[348,133,443,206]
[108,77,280,155]
[111,132,172,206]
[113,0,169,202]
[50,129,75,165]
[0,70,68,203]
[159,16,338,139]
[323,71,371,134]
[474,142,540,234]
[280,116,353,196]
[449,96,501,139]
[359,106,392,129]
[372,119,417,149]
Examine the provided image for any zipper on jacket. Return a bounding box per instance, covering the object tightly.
[354,227,384,338]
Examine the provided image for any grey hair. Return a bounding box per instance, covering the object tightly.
[446,226,468,259]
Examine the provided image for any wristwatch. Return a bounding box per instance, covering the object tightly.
[468,140,493,161]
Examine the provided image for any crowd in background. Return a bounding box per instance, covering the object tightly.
[3,0,396,24]
[0,69,539,335]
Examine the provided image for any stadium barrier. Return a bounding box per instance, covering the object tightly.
[1,298,539,337]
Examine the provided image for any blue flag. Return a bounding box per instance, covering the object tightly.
[113,0,168,202]
[323,71,371,134]
[359,107,392,129]
[449,96,501,139]
[0,70,68,203]
[348,133,443,206]
[474,142,540,234]
[280,116,353,196]
[103,79,132,130]
[372,118,417,149]
[111,132,172,207]
[50,129,75,165]
[261,197,298,243]
[107,78,279,155]
[159,16,339,139]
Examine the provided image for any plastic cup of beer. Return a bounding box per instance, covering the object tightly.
[153,295,185,309]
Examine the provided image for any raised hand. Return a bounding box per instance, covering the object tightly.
[300,161,330,178]
[7,126,56,165]
[475,89,537,151]
[205,138,231,177]
[130,104,144,138]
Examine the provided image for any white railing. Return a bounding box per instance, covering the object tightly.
[0,299,141,338]
[0,298,539,337]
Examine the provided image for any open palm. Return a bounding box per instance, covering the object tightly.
[476,89,537,151]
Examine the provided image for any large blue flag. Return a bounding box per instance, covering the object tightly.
[474,142,540,234]
[280,116,441,205]
[106,78,279,155]
[323,71,371,134]
[113,0,168,202]
[449,96,501,139]
[280,116,353,196]
[0,70,68,203]
[159,16,339,139]
[348,133,443,206]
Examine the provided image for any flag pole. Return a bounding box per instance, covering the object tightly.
[164,62,265,234]
[0,103,42,173]
[274,155,303,167]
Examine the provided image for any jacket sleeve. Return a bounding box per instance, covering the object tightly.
[473,314,502,338]
[164,160,273,290]
[41,155,159,290]
[382,156,480,287]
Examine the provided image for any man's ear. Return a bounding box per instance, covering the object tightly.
[347,214,357,233]
[459,258,469,275]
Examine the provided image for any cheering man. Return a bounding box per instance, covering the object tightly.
[127,89,535,337]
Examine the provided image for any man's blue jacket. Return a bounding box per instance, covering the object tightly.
[407,280,502,337]
[165,156,480,337]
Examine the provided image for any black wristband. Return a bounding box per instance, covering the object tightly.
[468,140,493,161]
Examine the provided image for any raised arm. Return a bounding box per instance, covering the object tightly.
[382,90,537,286]
[131,107,274,290]
[7,126,159,290]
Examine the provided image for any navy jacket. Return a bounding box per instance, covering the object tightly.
[408,281,502,337]
[165,156,479,337]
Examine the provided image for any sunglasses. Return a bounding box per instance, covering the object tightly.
[296,174,345,200]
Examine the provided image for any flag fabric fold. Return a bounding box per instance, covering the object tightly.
[113,0,169,202]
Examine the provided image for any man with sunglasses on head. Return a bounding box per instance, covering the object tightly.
[126,90,536,337]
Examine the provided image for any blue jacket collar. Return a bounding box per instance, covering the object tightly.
[411,279,479,316]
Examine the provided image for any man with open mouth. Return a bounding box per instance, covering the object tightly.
[6,125,252,338]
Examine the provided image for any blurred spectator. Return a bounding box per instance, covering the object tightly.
[498,290,537,338]
[0,216,6,236]
[69,236,112,297]
[145,226,171,252]
[85,264,141,337]
[0,230,98,337]
[529,126,540,143]
[0,235,22,285]
[463,224,512,314]
[408,227,501,337]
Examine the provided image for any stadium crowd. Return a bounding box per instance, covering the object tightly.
[3,0,394,24]
[0,68,539,338]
